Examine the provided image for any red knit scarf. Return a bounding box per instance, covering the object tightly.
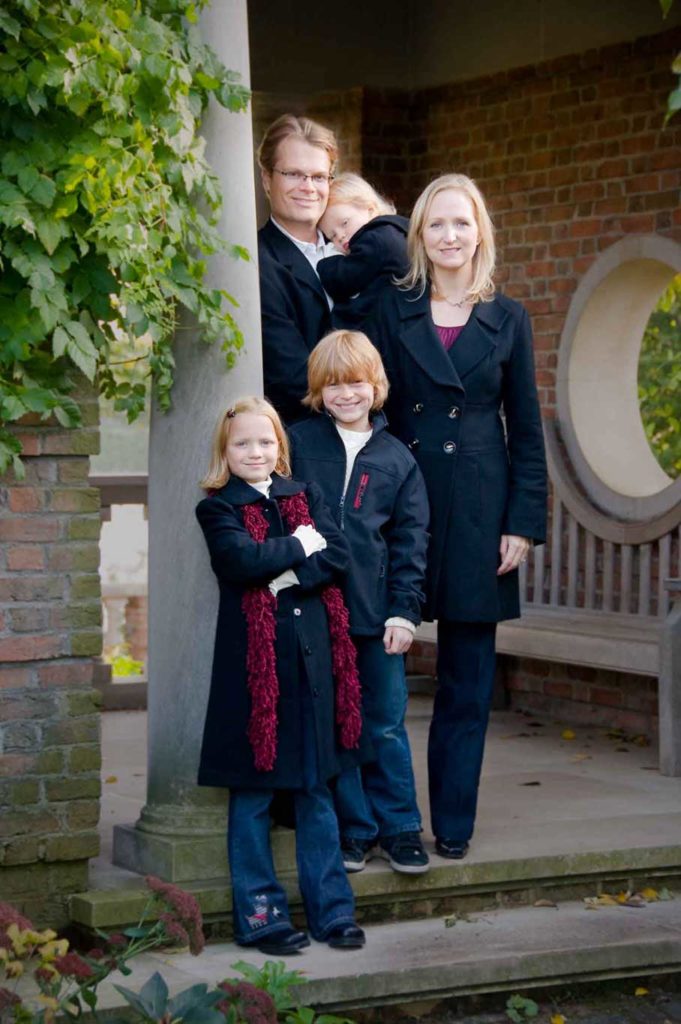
[241,491,362,772]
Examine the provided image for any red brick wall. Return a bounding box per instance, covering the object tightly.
[363,28,681,417]
[0,390,102,924]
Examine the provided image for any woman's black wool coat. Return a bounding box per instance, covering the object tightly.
[368,286,547,623]
[195,473,353,790]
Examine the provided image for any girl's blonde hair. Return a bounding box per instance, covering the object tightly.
[326,172,395,216]
[303,330,389,413]
[200,396,291,491]
[397,174,496,303]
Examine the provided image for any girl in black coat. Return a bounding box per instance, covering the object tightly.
[368,175,547,860]
[317,173,409,330]
[196,396,365,954]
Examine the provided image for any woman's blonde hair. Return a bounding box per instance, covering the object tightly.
[257,114,339,175]
[325,173,395,216]
[200,396,291,491]
[397,174,496,303]
[303,330,389,413]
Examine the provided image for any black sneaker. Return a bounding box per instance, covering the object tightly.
[341,837,374,873]
[379,831,430,874]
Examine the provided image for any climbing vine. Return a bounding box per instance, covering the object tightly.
[0,0,250,474]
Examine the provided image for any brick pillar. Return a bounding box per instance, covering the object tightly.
[0,387,102,925]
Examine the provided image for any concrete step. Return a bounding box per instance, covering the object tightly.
[70,836,681,935]
[62,898,681,1017]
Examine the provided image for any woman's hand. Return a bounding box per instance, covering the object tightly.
[383,625,414,655]
[497,534,530,575]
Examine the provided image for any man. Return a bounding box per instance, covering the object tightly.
[257,114,338,424]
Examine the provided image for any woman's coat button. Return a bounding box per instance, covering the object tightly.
[413,402,424,413]
[293,607,302,616]
[408,438,420,451]
[443,441,457,454]
[448,406,460,418]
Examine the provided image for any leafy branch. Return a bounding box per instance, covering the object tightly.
[0,0,251,475]
[660,0,681,122]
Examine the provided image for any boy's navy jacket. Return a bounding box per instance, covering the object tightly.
[195,473,363,790]
[288,411,429,636]
[317,214,409,330]
[258,219,333,424]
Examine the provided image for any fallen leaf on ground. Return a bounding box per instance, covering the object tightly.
[529,721,545,727]
[104,775,118,784]
[635,987,649,997]
[570,754,592,763]
[534,899,557,908]
[561,729,576,740]
[520,781,542,786]
[615,746,629,752]
[615,890,632,904]
[583,894,618,908]
[658,888,674,901]
[623,895,647,907]
[639,887,659,901]
[550,1015,567,1024]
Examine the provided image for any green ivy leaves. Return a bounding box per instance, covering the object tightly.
[0,0,251,472]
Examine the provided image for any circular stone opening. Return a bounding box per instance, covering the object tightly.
[638,273,681,482]
[557,236,681,522]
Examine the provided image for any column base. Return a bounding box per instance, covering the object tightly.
[113,822,297,882]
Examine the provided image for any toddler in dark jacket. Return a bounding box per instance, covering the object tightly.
[318,174,409,330]
[289,329,431,874]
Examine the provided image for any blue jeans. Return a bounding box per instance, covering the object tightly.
[428,620,497,842]
[334,636,421,842]
[228,696,356,944]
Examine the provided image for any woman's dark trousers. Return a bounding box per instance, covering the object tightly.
[428,620,497,842]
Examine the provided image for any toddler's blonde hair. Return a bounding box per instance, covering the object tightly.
[326,172,395,216]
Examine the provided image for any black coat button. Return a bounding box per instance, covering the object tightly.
[312,687,319,697]
[408,439,420,451]
[443,441,457,454]
[413,402,424,413]
[448,406,460,418]
[304,645,312,655]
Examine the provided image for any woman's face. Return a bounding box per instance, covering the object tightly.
[421,189,479,276]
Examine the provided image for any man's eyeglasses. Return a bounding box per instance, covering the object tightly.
[273,169,334,186]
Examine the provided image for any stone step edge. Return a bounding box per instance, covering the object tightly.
[302,937,681,1014]
[71,843,681,929]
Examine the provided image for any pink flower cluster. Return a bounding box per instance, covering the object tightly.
[216,981,277,1024]
[0,902,33,950]
[52,953,94,981]
[145,876,205,956]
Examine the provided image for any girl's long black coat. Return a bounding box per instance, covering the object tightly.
[195,473,352,790]
[368,286,547,623]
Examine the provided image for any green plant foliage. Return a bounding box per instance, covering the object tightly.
[660,0,681,123]
[638,275,681,479]
[0,0,251,475]
[505,994,539,1023]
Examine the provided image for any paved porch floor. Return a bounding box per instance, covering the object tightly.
[95,696,681,888]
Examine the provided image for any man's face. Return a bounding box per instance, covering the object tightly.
[262,136,331,238]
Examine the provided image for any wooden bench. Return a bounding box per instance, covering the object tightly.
[417,580,681,777]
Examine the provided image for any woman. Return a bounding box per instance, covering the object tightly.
[368,174,547,859]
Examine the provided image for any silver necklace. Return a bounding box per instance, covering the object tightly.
[431,287,468,309]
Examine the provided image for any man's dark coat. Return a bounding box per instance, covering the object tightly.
[258,220,333,424]
[195,474,352,790]
[368,286,547,623]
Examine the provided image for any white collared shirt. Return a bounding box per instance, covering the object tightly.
[270,217,335,309]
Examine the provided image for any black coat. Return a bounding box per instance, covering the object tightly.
[258,219,333,424]
[368,286,547,623]
[288,412,429,636]
[195,473,353,789]
[317,215,410,330]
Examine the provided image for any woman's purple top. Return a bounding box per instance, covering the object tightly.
[436,324,465,351]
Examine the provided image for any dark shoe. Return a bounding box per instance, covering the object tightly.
[341,837,374,873]
[379,831,430,874]
[435,837,469,860]
[245,926,310,955]
[326,923,366,949]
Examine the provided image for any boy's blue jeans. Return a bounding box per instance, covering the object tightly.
[334,636,422,842]
[228,698,356,945]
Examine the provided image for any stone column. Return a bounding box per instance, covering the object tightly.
[659,580,681,778]
[113,0,263,880]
